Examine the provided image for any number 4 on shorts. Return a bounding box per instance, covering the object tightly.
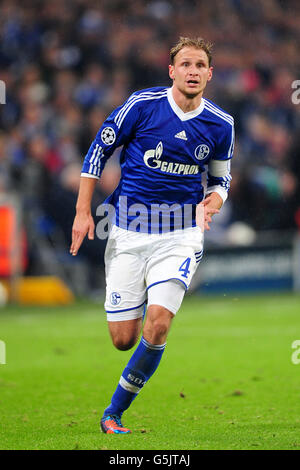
[179,257,191,278]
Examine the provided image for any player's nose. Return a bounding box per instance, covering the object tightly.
[188,66,199,76]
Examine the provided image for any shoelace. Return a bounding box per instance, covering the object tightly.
[110,414,122,427]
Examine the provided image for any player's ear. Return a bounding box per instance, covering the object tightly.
[207,66,213,82]
[169,64,174,80]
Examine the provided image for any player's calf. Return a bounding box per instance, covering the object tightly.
[143,305,174,345]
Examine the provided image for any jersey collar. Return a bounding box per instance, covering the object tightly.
[167,87,205,121]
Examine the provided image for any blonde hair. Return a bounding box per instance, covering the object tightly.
[170,37,213,66]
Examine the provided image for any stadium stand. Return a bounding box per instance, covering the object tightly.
[0,0,299,295]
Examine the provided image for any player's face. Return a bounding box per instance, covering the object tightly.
[169,47,213,98]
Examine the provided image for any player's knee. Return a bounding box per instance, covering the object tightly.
[108,318,142,351]
[112,336,137,351]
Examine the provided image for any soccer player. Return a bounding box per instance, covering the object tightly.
[70,37,234,434]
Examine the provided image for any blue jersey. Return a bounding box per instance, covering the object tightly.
[81,87,235,232]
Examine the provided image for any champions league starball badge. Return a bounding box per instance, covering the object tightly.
[101,127,116,145]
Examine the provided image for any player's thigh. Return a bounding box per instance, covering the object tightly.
[104,249,146,322]
[145,226,204,292]
[147,279,185,316]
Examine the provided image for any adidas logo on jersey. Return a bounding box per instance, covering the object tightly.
[175,130,187,141]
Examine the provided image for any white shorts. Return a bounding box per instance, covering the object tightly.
[104,225,204,322]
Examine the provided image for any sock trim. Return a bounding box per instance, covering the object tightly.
[141,336,166,351]
[119,376,142,394]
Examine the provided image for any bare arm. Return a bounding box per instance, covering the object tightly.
[70,177,97,256]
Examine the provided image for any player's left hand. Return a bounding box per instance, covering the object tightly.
[196,193,222,231]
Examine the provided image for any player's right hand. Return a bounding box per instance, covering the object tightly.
[70,212,95,256]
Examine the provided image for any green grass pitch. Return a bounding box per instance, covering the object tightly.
[0,293,300,450]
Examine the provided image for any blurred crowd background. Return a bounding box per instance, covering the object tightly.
[0,0,300,296]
